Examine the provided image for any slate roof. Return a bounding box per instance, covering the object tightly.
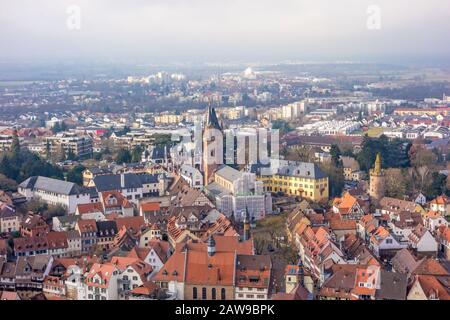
[96,220,118,237]
[150,146,166,160]
[19,176,86,196]
[376,270,407,300]
[215,165,242,182]
[277,162,327,179]
[250,160,327,179]
[93,173,157,191]
[0,205,19,219]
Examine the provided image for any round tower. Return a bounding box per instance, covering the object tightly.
[369,153,386,202]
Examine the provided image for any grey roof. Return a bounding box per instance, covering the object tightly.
[88,167,113,175]
[391,248,420,275]
[0,205,19,219]
[139,174,160,184]
[92,173,157,192]
[54,215,80,225]
[204,182,231,198]
[277,162,327,179]
[151,146,166,159]
[250,160,327,179]
[19,176,85,196]
[215,165,242,182]
[96,220,118,237]
[82,186,99,198]
[376,270,407,300]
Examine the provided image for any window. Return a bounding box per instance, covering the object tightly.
[193,287,197,300]
[221,288,226,300]
[202,287,207,300]
[211,288,216,300]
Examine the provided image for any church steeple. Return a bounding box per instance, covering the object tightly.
[205,102,221,131]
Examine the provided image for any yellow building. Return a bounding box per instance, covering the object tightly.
[255,161,329,202]
[82,168,113,187]
[154,113,183,125]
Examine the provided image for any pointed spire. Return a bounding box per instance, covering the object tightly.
[205,101,221,130]
[374,153,382,174]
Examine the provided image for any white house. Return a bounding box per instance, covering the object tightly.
[369,226,406,257]
[414,193,427,206]
[84,263,120,300]
[117,261,152,299]
[180,164,203,189]
[430,195,450,216]
[423,210,448,232]
[65,265,87,300]
[18,176,91,214]
[408,225,438,254]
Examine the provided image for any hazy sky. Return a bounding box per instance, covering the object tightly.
[1,0,450,63]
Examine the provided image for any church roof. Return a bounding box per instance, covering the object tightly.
[205,104,221,130]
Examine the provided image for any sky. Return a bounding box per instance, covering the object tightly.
[1,0,450,64]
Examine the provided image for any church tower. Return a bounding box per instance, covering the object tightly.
[203,103,222,186]
[369,153,386,202]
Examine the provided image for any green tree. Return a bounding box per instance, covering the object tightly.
[356,135,410,172]
[115,148,132,164]
[66,165,86,185]
[320,163,344,198]
[271,120,293,136]
[131,145,143,163]
[11,129,20,155]
[59,144,66,162]
[423,172,447,200]
[330,144,342,167]
[0,174,18,192]
[67,147,76,161]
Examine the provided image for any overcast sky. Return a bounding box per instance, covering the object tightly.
[1,0,450,64]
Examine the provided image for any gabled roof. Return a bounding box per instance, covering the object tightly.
[430,195,450,206]
[93,173,147,192]
[85,263,117,288]
[114,216,145,234]
[413,275,450,300]
[412,258,449,276]
[215,166,242,183]
[376,270,407,300]
[235,254,271,289]
[76,202,103,215]
[19,176,85,196]
[77,219,98,233]
[96,220,118,237]
[391,248,421,275]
